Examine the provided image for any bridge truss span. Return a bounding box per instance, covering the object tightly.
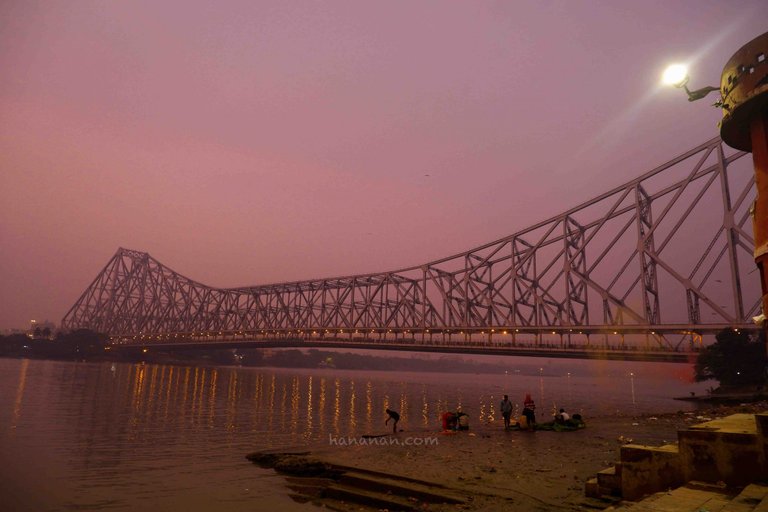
[62,137,762,352]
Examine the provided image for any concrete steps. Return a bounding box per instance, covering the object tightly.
[322,483,421,511]
[587,412,768,506]
[316,470,466,511]
[605,483,768,511]
[586,465,624,498]
[725,484,768,512]
[336,470,465,504]
[248,450,467,510]
[284,475,335,500]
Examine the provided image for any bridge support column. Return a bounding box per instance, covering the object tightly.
[718,32,768,353]
[751,112,768,350]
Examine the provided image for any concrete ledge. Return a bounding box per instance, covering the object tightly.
[585,477,600,498]
[598,466,622,496]
[679,415,765,486]
[721,483,768,512]
[620,444,682,501]
[755,413,768,437]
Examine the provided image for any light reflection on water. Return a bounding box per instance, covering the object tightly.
[0,357,708,511]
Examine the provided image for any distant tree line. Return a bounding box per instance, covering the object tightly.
[32,326,52,338]
[694,328,767,390]
[245,348,512,374]
[0,329,109,359]
[0,330,518,374]
[14,328,762,383]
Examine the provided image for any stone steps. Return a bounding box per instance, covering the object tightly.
[597,465,622,496]
[284,475,335,499]
[604,481,768,512]
[725,484,768,512]
[248,450,467,510]
[322,483,421,511]
[337,470,465,504]
[586,412,768,506]
[317,470,467,511]
[587,466,624,498]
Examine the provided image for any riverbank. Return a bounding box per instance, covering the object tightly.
[253,402,768,511]
[674,386,768,405]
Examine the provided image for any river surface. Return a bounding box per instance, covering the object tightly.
[0,356,709,511]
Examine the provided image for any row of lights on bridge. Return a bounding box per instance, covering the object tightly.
[107,328,710,343]
[112,328,579,339]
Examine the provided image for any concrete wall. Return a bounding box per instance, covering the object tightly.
[678,430,762,485]
[620,444,682,501]
[678,415,765,486]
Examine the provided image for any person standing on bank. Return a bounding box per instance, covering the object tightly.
[385,408,400,433]
[522,393,536,430]
[500,395,513,429]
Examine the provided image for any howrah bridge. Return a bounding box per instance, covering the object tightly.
[60,137,764,362]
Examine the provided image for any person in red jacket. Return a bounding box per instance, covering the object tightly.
[522,393,536,429]
[441,411,457,430]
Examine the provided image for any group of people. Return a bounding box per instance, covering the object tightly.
[384,394,577,434]
[386,407,471,433]
[500,393,572,430]
[441,410,469,431]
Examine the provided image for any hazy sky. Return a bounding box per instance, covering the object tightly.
[1,1,766,330]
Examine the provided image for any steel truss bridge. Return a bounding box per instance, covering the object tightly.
[62,137,763,361]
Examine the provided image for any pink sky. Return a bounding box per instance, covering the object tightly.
[1,1,766,331]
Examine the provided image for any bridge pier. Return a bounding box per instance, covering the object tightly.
[717,32,768,351]
[751,112,768,350]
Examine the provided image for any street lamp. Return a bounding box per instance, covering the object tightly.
[661,63,721,102]
[665,33,768,342]
[662,63,688,87]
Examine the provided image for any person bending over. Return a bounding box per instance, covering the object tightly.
[385,408,400,433]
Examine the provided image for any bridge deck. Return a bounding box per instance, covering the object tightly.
[109,338,697,363]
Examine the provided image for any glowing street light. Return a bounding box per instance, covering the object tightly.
[662,63,720,102]
[662,63,689,87]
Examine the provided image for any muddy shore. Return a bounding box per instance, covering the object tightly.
[250,402,768,511]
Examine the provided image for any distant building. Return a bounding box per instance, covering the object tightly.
[29,319,56,339]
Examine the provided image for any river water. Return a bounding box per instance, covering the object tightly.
[0,356,709,511]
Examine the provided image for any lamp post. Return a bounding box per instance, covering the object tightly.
[666,32,768,345]
[662,63,721,101]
